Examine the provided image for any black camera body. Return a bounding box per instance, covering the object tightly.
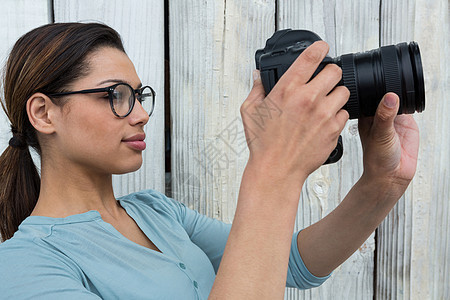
[256,30,325,96]
[255,29,425,164]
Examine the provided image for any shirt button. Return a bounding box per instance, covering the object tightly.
[179,262,186,269]
[193,281,198,289]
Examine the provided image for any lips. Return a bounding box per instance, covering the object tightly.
[122,133,146,151]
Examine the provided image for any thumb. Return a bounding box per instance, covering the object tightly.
[372,92,399,136]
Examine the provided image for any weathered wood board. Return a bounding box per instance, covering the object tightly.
[169,0,275,223]
[379,0,449,299]
[279,1,379,299]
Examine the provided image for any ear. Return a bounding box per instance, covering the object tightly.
[26,93,58,135]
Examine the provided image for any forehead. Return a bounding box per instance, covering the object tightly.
[74,47,141,88]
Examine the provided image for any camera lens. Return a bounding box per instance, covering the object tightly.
[335,42,425,119]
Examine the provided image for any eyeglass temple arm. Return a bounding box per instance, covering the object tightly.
[48,87,110,97]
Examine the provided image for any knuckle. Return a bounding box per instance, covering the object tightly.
[376,110,391,122]
[342,86,351,98]
[302,93,316,108]
[271,83,287,100]
[240,102,250,115]
[333,121,343,134]
[304,85,320,99]
[319,108,332,120]
[302,48,323,64]
[340,109,350,121]
[327,63,342,76]
[334,86,350,101]
[326,123,341,139]
[301,41,329,64]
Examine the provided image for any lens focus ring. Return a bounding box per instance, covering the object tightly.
[340,54,360,119]
[380,45,403,110]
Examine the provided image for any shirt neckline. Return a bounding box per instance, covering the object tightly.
[22,199,129,225]
[21,199,170,258]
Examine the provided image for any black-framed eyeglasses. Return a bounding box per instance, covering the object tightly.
[48,82,155,118]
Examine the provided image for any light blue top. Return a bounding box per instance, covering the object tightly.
[0,189,330,299]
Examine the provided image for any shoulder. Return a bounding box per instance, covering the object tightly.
[118,189,188,222]
[0,234,84,291]
[0,232,82,272]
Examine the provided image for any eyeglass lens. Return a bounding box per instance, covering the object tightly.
[112,84,154,117]
[140,86,155,116]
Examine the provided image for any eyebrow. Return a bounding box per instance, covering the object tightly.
[97,79,142,89]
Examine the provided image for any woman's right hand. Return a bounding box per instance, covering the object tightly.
[241,41,350,181]
[211,42,350,299]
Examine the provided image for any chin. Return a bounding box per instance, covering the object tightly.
[113,158,143,175]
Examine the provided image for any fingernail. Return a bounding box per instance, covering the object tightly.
[384,93,397,108]
[253,70,260,81]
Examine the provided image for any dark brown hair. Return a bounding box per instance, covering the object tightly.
[0,22,125,241]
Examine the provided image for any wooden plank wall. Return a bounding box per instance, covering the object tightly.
[378,1,449,299]
[279,1,379,299]
[0,1,448,299]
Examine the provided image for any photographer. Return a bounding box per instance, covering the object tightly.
[0,23,418,299]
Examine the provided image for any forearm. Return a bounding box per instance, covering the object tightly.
[297,175,409,277]
[209,160,305,299]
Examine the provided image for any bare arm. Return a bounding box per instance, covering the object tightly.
[209,41,350,299]
[298,93,419,277]
[298,175,407,277]
[209,162,305,299]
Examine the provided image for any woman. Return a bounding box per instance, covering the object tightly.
[0,23,419,299]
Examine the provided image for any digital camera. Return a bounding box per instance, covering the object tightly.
[255,29,425,164]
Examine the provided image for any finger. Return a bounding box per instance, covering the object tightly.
[324,85,350,114]
[336,108,350,126]
[372,92,400,136]
[246,70,266,103]
[277,41,329,87]
[241,70,266,117]
[308,63,343,97]
[328,110,348,156]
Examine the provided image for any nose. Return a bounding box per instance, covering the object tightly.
[128,99,150,126]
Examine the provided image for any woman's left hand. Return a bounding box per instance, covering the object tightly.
[358,92,419,189]
[297,92,420,277]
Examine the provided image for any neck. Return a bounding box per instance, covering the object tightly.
[31,158,121,219]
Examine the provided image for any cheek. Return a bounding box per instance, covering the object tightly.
[62,109,120,156]
[55,103,143,173]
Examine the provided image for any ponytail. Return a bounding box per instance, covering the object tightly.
[0,142,40,241]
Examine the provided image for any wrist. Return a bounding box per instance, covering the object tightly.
[237,158,306,211]
[246,154,309,186]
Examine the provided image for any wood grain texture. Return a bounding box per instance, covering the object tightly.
[169,0,275,221]
[278,1,380,299]
[379,0,449,299]
[0,0,50,166]
[53,0,166,196]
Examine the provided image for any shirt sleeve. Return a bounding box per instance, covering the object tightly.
[161,193,331,289]
[286,231,331,289]
[0,243,101,300]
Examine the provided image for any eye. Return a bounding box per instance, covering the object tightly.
[100,93,109,99]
